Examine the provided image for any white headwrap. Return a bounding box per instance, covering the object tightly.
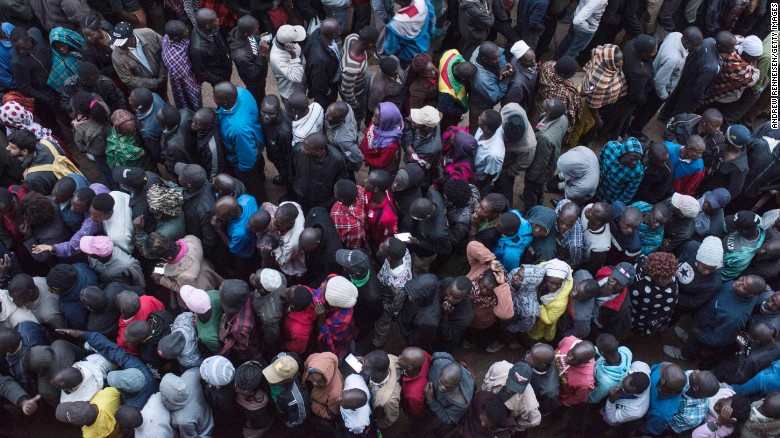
[510,40,531,60]
[541,258,572,280]
[738,35,763,57]
[341,374,372,434]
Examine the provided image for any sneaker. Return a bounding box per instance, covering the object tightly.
[663,345,687,360]
[461,339,476,349]
[485,341,505,353]
[508,340,524,350]
[674,326,689,343]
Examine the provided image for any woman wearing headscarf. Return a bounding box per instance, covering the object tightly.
[47,27,83,93]
[629,251,679,336]
[133,184,186,251]
[438,126,478,186]
[527,259,573,342]
[571,44,626,145]
[722,211,766,281]
[406,53,439,111]
[359,102,404,173]
[106,109,153,170]
[0,100,58,144]
[522,206,558,264]
[463,241,513,349]
[303,352,344,424]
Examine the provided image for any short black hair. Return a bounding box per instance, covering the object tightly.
[78,61,100,79]
[379,56,399,75]
[629,371,650,393]
[21,192,54,226]
[555,57,579,77]
[368,170,393,191]
[7,130,38,153]
[364,350,390,370]
[443,178,472,208]
[497,212,521,233]
[74,187,96,205]
[453,275,472,291]
[164,19,187,36]
[115,405,143,429]
[483,193,509,213]
[290,286,313,310]
[234,361,264,392]
[358,26,379,45]
[335,179,358,203]
[481,109,502,132]
[384,237,407,259]
[91,193,115,213]
[276,203,299,221]
[54,176,77,197]
[158,105,181,125]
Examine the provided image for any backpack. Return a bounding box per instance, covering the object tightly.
[24,140,83,179]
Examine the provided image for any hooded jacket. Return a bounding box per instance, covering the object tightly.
[182,183,219,254]
[427,352,475,425]
[303,207,344,287]
[500,103,538,176]
[27,340,78,407]
[160,367,214,437]
[744,122,780,198]
[189,27,232,85]
[400,189,452,258]
[303,352,344,420]
[494,210,534,271]
[481,360,542,431]
[393,163,426,219]
[217,87,264,172]
[525,206,558,263]
[169,312,203,368]
[398,274,442,350]
[160,108,196,176]
[556,146,600,203]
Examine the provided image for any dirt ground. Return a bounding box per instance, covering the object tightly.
[4,17,690,438]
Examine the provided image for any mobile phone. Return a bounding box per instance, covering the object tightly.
[345,354,362,373]
[261,34,273,43]
[395,232,412,242]
[153,264,165,275]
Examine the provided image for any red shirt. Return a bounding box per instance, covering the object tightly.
[365,190,399,247]
[555,336,595,406]
[117,296,165,356]
[282,287,317,354]
[401,350,431,417]
[331,186,369,251]
[360,134,399,170]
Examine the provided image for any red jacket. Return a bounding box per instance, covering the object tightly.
[360,134,399,169]
[282,287,316,354]
[117,295,165,356]
[555,336,595,406]
[401,350,431,417]
[365,190,399,247]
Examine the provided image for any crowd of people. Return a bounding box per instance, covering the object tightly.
[0,0,776,436]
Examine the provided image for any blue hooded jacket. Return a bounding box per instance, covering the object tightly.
[58,263,98,330]
[0,23,15,88]
[494,210,533,270]
[217,87,264,171]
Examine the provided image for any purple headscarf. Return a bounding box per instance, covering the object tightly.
[368,102,404,149]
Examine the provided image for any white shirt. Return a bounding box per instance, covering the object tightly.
[105,191,134,254]
[602,361,651,425]
[474,126,506,182]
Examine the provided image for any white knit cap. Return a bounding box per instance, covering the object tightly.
[739,35,763,57]
[510,40,531,60]
[324,276,358,308]
[199,355,235,387]
[671,193,701,218]
[696,236,724,268]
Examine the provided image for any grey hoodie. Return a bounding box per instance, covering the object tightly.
[160,368,214,437]
[556,146,600,203]
[427,352,475,425]
[171,312,203,369]
[500,103,538,176]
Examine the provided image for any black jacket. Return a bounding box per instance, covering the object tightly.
[10,28,57,102]
[633,143,674,204]
[436,278,475,351]
[303,207,343,287]
[622,37,656,105]
[21,141,62,195]
[160,109,196,175]
[398,274,441,351]
[260,110,293,164]
[138,310,174,373]
[268,353,310,428]
[227,28,268,96]
[303,29,340,108]
[59,74,127,114]
[182,182,220,254]
[289,145,349,211]
[667,38,720,111]
[196,121,226,181]
[189,29,233,85]
[80,20,116,77]
[743,122,780,198]
[400,189,453,258]
[712,342,780,385]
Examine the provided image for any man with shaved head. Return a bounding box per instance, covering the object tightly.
[607,204,644,264]
[468,41,513,132]
[668,370,720,433]
[641,362,687,434]
[397,346,432,418]
[425,352,475,426]
[189,8,232,86]
[665,274,767,361]
[554,200,583,268]
[289,133,349,212]
[212,194,259,278]
[213,81,267,202]
[633,142,673,204]
[660,31,734,119]
[555,336,596,407]
[190,108,225,181]
[303,18,342,109]
[324,102,364,173]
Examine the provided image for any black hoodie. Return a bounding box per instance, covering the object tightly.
[398,274,442,351]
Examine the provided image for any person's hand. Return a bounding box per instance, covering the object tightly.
[424,382,435,401]
[716,404,735,425]
[314,301,326,316]
[500,64,514,80]
[258,33,271,57]
[31,245,52,254]
[0,254,12,277]
[20,395,41,416]
[494,268,506,284]
[132,215,145,232]
[284,42,298,58]
[55,329,84,338]
[151,273,163,285]
[211,216,223,229]
[607,386,621,403]
[18,222,30,238]
[442,300,453,314]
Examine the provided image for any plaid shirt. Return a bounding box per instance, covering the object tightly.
[668,373,709,433]
[597,137,645,204]
[556,221,584,268]
[162,35,201,111]
[314,288,355,360]
[331,186,369,251]
[533,61,581,141]
[219,299,261,362]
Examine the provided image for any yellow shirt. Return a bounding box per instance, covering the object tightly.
[83,387,121,438]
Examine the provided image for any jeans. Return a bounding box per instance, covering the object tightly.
[92,154,116,190]
[556,27,595,60]
[325,6,348,35]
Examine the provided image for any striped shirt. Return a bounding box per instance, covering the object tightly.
[339,34,368,109]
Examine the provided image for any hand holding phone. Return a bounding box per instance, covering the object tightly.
[345,354,362,373]
[395,232,412,242]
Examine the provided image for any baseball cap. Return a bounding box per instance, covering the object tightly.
[335,249,370,271]
[276,25,306,44]
[610,262,636,285]
[174,163,207,187]
[410,106,442,128]
[263,355,299,384]
[506,362,532,394]
[110,22,133,47]
[726,125,751,148]
[112,167,148,190]
[79,236,114,257]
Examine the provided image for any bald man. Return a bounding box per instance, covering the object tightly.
[667,134,706,196]
[213,82,267,202]
[397,347,432,418]
[289,133,349,212]
[303,18,342,109]
[712,320,780,385]
[425,353,475,426]
[189,8,232,85]
[660,31,734,119]
[468,42,513,132]
[606,204,644,264]
[641,362,687,435]
[555,336,596,407]
[523,343,559,415]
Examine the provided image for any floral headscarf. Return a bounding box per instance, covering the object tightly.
[0,101,55,142]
